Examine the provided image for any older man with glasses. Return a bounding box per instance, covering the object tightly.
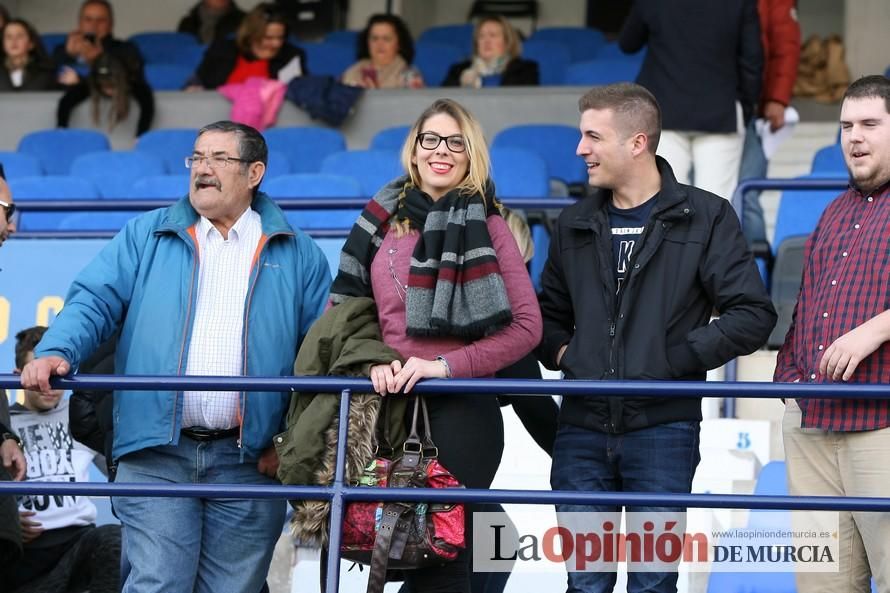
[20,121,332,593]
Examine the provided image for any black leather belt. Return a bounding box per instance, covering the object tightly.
[181,426,239,442]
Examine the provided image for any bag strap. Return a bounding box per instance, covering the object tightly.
[375,395,395,458]
[418,396,438,458]
[365,503,412,593]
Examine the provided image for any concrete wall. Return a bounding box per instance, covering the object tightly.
[0,86,584,150]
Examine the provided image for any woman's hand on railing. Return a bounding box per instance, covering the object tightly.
[392,357,448,394]
[370,360,403,396]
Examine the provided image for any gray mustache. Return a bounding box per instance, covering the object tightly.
[194,176,221,190]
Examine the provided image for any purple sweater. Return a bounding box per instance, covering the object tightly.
[369,215,542,377]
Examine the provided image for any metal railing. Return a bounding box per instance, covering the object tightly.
[3,374,890,592]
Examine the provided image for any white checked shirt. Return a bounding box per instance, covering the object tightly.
[182,207,262,429]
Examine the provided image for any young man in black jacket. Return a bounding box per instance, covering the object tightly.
[538,83,776,593]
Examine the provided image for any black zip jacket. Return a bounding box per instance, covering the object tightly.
[538,157,776,433]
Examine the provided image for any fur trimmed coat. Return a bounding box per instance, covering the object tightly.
[275,297,407,546]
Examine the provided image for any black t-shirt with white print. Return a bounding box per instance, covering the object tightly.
[608,193,658,293]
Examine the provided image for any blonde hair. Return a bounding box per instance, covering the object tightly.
[393,99,492,237]
[500,206,534,264]
[474,15,522,60]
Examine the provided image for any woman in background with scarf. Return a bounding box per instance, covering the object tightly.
[443,15,538,88]
[329,98,542,593]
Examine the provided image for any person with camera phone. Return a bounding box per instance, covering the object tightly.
[52,0,144,87]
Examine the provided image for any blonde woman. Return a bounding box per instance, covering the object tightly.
[330,98,542,592]
[443,15,538,88]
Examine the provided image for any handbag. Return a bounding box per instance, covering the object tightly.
[340,396,465,593]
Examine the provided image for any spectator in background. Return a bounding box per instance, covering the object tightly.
[620,0,763,201]
[53,0,144,88]
[775,75,890,593]
[739,0,801,246]
[54,0,153,136]
[192,2,306,89]
[178,0,245,46]
[0,19,58,91]
[20,120,331,593]
[8,326,121,593]
[342,13,423,89]
[443,15,538,88]
[0,390,26,592]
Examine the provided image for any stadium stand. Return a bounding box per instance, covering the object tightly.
[17,129,111,176]
[263,173,363,229]
[319,149,403,197]
[70,151,166,198]
[264,127,347,173]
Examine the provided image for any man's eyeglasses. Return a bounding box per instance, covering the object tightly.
[184,155,251,169]
[416,132,467,153]
[0,199,15,222]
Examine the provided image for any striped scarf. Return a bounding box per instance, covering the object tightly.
[330,176,513,339]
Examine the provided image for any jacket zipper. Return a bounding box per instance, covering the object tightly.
[237,233,273,450]
[173,226,200,444]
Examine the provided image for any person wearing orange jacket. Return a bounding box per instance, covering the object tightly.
[740,0,801,246]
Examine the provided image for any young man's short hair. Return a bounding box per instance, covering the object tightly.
[578,82,662,154]
[843,75,890,114]
[15,326,48,370]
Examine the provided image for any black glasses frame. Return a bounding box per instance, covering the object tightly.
[0,199,14,222]
[416,132,467,153]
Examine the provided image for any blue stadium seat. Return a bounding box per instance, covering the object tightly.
[134,128,199,173]
[772,173,842,256]
[264,150,292,181]
[324,30,359,48]
[0,152,43,179]
[492,124,586,187]
[71,151,166,198]
[369,125,411,151]
[40,32,68,54]
[18,129,110,176]
[521,40,571,86]
[144,63,193,90]
[124,175,190,199]
[263,173,363,229]
[489,147,549,198]
[563,58,642,86]
[56,211,138,232]
[810,143,846,174]
[595,41,646,62]
[417,24,474,56]
[9,175,101,231]
[128,31,203,64]
[527,27,605,62]
[414,41,465,87]
[264,127,347,174]
[300,42,355,78]
[320,150,403,198]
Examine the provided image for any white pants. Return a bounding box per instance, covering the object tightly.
[656,104,745,201]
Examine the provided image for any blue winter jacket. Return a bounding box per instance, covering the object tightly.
[35,193,331,460]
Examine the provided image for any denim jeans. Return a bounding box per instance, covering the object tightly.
[550,421,701,593]
[113,436,286,593]
[739,119,770,245]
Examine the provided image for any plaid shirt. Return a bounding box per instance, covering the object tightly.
[774,180,890,431]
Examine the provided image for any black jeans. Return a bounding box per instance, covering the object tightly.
[10,524,121,593]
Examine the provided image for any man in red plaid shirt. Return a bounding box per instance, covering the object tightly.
[775,74,890,592]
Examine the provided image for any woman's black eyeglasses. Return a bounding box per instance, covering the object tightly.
[416,132,466,153]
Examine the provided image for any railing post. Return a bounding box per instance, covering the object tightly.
[325,388,352,593]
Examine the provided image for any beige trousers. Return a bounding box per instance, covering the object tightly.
[783,399,890,593]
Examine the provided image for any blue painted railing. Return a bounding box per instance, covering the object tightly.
[3,374,890,592]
